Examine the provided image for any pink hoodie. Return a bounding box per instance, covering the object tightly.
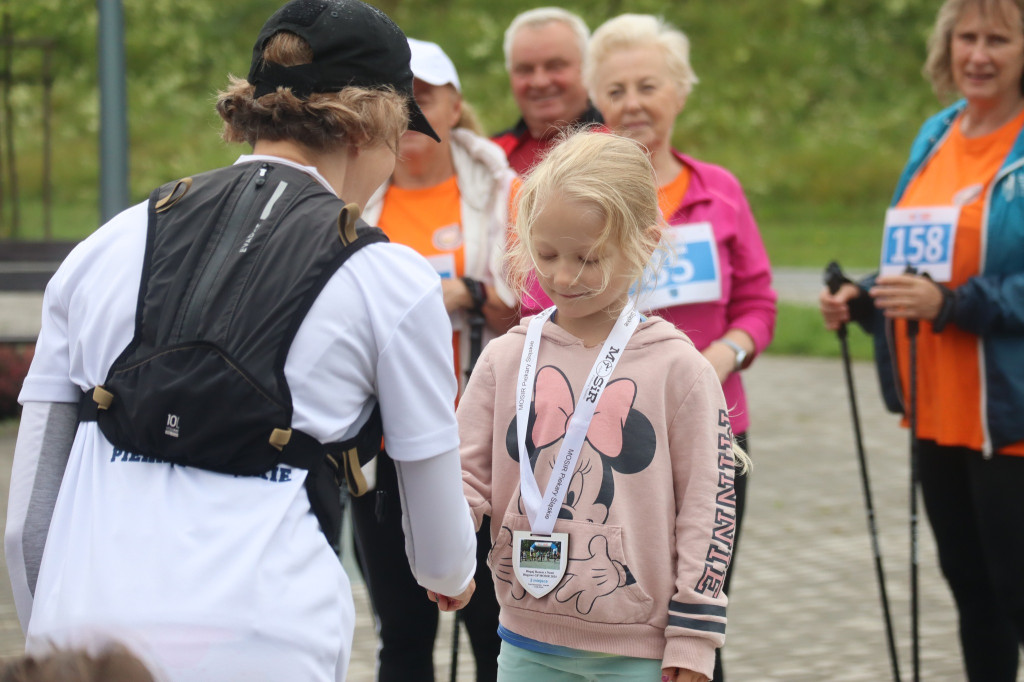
[521,152,777,434]
[459,316,737,678]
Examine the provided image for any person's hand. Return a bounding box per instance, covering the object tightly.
[661,667,707,682]
[701,342,736,385]
[441,278,473,314]
[818,282,862,331]
[426,579,475,612]
[869,274,943,321]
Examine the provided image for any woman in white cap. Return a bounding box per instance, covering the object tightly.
[4,2,477,681]
[350,37,516,682]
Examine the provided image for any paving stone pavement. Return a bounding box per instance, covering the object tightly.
[1,355,1010,680]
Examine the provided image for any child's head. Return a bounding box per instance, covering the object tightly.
[508,130,661,313]
[0,643,157,682]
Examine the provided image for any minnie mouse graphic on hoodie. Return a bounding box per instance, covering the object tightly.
[459,314,737,679]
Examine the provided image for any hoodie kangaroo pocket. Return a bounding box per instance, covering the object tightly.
[488,513,654,624]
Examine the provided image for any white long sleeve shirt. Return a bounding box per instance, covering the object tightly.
[5,157,476,681]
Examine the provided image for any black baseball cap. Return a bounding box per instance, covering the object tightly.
[247,0,439,141]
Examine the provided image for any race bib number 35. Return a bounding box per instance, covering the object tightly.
[879,206,958,282]
[637,222,722,311]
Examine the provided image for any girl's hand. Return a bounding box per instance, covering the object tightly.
[869,274,943,321]
[426,579,475,612]
[661,667,707,682]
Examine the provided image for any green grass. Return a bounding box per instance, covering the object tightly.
[3,198,99,241]
[767,302,873,361]
[757,202,887,270]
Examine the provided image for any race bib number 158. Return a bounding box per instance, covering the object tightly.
[879,206,958,282]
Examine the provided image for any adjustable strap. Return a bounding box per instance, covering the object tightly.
[337,203,361,246]
[284,405,381,551]
[276,429,327,472]
[327,402,383,497]
[154,177,193,213]
[78,386,114,422]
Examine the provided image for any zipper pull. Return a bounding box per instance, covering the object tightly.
[255,163,269,188]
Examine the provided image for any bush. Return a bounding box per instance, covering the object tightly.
[0,344,34,419]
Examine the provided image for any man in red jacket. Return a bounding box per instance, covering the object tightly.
[492,7,604,174]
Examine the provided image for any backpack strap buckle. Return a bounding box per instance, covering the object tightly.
[93,385,114,410]
[269,427,292,451]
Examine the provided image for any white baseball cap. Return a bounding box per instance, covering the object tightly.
[407,37,461,92]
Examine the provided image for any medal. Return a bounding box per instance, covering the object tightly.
[511,530,569,598]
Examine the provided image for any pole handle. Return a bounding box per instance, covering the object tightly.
[824,261,851,339]
[824,260,846,295]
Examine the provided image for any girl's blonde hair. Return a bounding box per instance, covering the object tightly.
[924,0,1024,98]
[216,31,409,152]
[585,14,699,101]
[506,130,662,304]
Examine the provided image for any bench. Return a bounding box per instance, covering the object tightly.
[0,241,77,291]
[0,241,77,344]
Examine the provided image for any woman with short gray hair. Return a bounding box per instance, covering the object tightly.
[587,15,778,681]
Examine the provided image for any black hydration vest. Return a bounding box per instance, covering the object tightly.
[78,161,385,549]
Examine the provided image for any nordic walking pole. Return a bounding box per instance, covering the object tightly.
[903,266,921,682]
[825,262,902,682]
[449,612,460,682]
[451,295,485,682]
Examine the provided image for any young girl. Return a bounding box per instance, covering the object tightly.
[458,131,746,682]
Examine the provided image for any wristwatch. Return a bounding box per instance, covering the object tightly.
[717,338,749,372]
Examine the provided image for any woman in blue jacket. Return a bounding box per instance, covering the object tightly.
[820,1,1024,679]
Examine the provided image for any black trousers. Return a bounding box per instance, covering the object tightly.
[712,431,749,682]
[350,450,500,682]
[917,439,1024,681]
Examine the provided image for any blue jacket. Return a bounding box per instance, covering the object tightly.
[859,100,1024,454]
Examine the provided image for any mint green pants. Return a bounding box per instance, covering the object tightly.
[497,641,663,681]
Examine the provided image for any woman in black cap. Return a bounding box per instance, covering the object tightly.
[5,2,476,680]
[351,36,515,682]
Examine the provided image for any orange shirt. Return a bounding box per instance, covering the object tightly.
[377,176,465,387]
[507,176,522,239]
[894,108,1024,455]
[658,166,691,221]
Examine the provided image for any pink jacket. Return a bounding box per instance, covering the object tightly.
[521,152,777,433]
[459,316,737,678]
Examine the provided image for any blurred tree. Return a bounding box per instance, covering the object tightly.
[2,0,943,233]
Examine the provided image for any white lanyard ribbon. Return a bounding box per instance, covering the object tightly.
[515,304,640,535]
